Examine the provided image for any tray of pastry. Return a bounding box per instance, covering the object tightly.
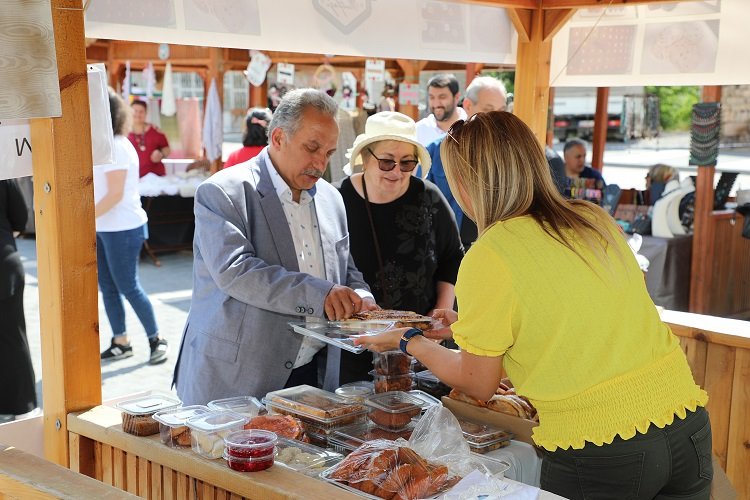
[288,321,394,354]
[264,385,366,427]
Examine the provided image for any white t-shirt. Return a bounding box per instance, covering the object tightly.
[93,135,148,232]
[415,107,468,147]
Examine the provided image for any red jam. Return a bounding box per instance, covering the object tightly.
[226,435,275,458]
[225,454,274,472]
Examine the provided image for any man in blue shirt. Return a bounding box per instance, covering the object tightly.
[563,138,606,186]
[425,76,507,249]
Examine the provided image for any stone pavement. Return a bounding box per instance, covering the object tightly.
[20,238,193,409]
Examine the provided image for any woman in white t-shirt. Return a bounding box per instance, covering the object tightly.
[94,88,167,365]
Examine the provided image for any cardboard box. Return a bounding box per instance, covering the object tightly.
[442,397,538,446]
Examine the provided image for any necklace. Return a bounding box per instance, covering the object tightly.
[134,132,146,151]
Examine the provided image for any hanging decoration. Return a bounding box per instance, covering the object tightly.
[689,102,721,167]
[161,62,176,117]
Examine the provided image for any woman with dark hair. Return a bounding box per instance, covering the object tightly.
[224,107,272,168]
[0,178,37,422]
[95,88,167,365]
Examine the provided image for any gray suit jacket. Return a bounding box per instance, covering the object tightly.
[173,150,369,404]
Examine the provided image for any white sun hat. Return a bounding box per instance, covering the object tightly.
[343,111,431,178]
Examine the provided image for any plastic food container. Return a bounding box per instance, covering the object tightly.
[117,394,181,436]
[327,422,416,454]
[207,396,266,418]
[457,418,513,454]
[364,391,424,431]
[186,410,249,459]
[222,429,277,472]
[407,390,441,414]
[372,350,413,376]
[370,370,415,393]
[335,381,375,403]
[153,405,210,447]
[413,369,451,398]
[275,437,343,477]
[264,385,366,430]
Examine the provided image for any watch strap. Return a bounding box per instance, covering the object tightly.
[399,328,424,355]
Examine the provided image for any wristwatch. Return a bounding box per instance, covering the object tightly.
[399,328,424,355]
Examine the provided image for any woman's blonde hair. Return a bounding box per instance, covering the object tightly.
[440,111,621,264]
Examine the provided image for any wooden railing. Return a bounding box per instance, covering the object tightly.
[665,310,750,499]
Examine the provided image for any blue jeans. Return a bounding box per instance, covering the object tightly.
[96,224,158,340]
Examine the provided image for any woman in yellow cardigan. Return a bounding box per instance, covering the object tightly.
[356,111,712,499]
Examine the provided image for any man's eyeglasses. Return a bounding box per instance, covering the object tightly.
[367,148,419,172]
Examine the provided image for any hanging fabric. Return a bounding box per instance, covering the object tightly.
[161,62,176,117]
[202,78,223,162]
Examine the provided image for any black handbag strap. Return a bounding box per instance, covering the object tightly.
[361,176,390,305]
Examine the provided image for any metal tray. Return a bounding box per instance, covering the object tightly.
[288,321,395,354]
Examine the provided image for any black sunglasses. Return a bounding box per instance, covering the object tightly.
[367,147,419,172]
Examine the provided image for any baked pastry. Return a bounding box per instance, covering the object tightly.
[448,389,487,408]
[373,351,412,376]
[368,404,420,430]
[245,414,306,440]
[374,375,414,393]
[169,426,192,446]
[121,412,160,436]
[350,310,434,330]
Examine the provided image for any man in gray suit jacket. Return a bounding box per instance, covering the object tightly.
[174,89,376,404]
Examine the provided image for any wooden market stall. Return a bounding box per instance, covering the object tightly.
[2,0,749,498]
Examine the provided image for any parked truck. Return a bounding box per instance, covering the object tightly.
[552,86,660,142]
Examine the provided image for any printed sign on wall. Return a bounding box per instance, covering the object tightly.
[0,120,33,180]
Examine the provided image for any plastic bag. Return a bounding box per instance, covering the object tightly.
[87,63,115,166]
[324,439,458,499]
[627,233,650,273]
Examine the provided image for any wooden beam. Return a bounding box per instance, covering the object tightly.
[512,7,554,145]
[540,0,704,8]
[396,59,427,121]
[702,85,722,103]
[543,8,574,41]
[689,165,716,314]
[29,0,102,467]
[591,87,609,171]
[465,63,485,86]
[507,8,532,43]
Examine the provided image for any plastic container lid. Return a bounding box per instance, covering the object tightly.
[117,394,181,416]
[335,381,375,401]
[413,369,440,383]
[457,418,514,446]
[153,405,209,428]
[264,401,367,429]
[327,421,416,452]
[275,437,343,475]
[207,396,266,417]
[223,429,278,453]
[407,390,441,411]
[264,385,365,421]
[186,410,249,433]
[369,370,415,380]
[365,391,424,414]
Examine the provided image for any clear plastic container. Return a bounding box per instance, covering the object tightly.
[372,350,413,376]
[222,450,276,472]
[335,381,375,403]
[207,396,266,418]
[275,437,343,477]
[407,389,442,413]
[457,418,513,454]
[264,385,366,429]
[327,422,416,454]
[413,369,452,398]
[117,394,181,436]
[186,410,249,459]
[153,405,209,447]
[370,370,415,393]
[223,429,277,464]
[265,401,366,431]
[364,391,423,431]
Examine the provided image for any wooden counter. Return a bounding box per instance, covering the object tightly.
[665,310,750,498]
[67,406,358,500]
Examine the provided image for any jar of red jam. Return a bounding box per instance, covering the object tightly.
[223,430,277,472]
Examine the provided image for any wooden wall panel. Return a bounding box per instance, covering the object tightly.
[102,444,114,486]
[138,456,150,497]
[126,452,138,495]
[702,344,736,470]
[706,215,750,319]
[113,448,126,490]
[681,338,708,387]
[726,348,750,500]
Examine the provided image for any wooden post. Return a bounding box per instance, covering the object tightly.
[591,87,609,171]
[546,87,555,147]
[29,0,102,466]
[249,83,267,108]
[396,59,426,121]
[465,63,484,87]
[689,86,722,314]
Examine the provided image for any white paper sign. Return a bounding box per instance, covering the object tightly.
[276,62,295,85]
[398,83,420,105]
[365,59,385,81]
[246,50,272,87]
[0,120,33,180]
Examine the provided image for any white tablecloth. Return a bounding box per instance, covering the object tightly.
[485,440,542,487]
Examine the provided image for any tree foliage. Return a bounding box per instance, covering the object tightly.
[645,86,700,131]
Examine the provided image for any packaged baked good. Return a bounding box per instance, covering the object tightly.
[349,310,436,330]
[327,422,416,454]
[413,370,451,398]
[456,418,513,454]
[117,394,181,436]
[186,410,249,459]
[371,371,415,393]
[275,437,343,477]
[223,429,277,472]
[372,351,413,376]
[207,396,266,418]
[365,392,423,431]
[335,381,375,403]
[264,385,366,429]
[153,405,210,447]
[244,414,306,441]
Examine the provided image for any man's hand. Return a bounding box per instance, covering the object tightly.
[324,285,363,321]
[150,149,163,163]
[359,297,380,312]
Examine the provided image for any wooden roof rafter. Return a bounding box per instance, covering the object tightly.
[465,0,702,8]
